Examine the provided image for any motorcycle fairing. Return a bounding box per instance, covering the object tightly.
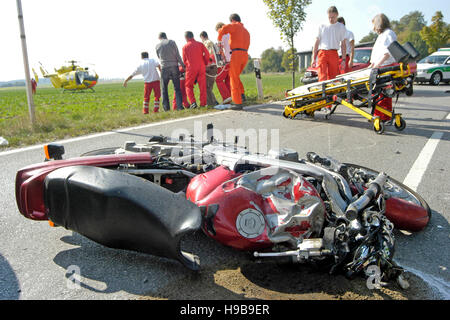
[234,168,325,244]
[44,166,202,270]
[188,166,325,250]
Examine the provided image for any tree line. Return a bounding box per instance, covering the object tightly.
[360,11,449,59]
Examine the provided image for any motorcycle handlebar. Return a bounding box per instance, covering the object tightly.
[307,152,331,167]
[345,172,388,220]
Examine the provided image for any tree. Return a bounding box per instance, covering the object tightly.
[243,55,254,74]
[263,0,312,88]
[393,11,429,58]
[261,47,285,73]
[405,32,429,59]
[281,48,299,73]
[359,32,378,44]
[420,11,450,53]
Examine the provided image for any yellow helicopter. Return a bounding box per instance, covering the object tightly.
[34,60,99,92]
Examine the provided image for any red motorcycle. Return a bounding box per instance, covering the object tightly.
[15,130,430,287]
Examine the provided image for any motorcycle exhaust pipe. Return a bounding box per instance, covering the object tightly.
[254,239,332,262]
[345,172,388,220]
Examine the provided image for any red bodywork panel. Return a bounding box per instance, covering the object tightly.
[385,197,429,232]
[190,168,430,249]
[15,153,154,221]
[187,166,325,250]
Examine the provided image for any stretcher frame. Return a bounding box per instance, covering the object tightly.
[283,63,415,134]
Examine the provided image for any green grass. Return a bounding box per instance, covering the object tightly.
[0,72,300,149]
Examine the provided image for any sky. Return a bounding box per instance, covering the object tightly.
[0,0,448,82]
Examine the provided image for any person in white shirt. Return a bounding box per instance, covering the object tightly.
[337,17,355,74]
[369,14,398,68]
[215,22,232,104]
[311,6,347,82]
[369,13,398,121]
[123,52,161,114]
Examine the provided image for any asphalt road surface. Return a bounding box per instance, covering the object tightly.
[1,85,449,300]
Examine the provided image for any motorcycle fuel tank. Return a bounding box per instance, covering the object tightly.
[187,166,326,250]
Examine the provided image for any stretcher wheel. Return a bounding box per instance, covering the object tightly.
[373,119,385,135]
[394,117,406,131]
[405,86,414,97]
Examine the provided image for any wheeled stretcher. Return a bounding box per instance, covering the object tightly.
[283,42,419,134]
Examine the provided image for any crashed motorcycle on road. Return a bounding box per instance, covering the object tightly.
[15,127,430,288]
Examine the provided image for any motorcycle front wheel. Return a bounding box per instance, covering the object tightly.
[344,163,431,227]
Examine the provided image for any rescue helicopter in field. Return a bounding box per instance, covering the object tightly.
[33,60,99,92]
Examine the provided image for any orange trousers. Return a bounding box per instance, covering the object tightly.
[229,51,248,104]
[318,50,340,82]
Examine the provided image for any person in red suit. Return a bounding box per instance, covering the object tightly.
[31,78,37,95]
[172,66,190,110]
[215,22,232,104]
[182,31,210,108]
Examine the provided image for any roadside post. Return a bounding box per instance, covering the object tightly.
[253,58,264,100]
[16,0,36,125]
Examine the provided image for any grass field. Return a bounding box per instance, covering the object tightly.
[0,73,299,149]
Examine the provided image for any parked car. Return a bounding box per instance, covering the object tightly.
[415,48,450,85]
[302,47,373,84]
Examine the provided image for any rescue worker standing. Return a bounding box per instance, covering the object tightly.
[311,6,347,82]
[215,22,232,105]
[369,13,398,122]
[156,32,185,111]
[182,31,210,108]
[337,17,355,74]
[200,31,219,106]
[123,52,161,114]
[218,13,250,110]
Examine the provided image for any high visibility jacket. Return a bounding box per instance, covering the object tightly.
[218,22,250,51]
[182,39,210,70]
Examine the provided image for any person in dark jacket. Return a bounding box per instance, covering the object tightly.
[156,32,185,111]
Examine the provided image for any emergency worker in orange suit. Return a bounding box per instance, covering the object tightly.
[182,31,210,108]
[311,6,347,82]
[217,13,250,110]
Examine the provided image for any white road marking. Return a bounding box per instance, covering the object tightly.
[0,111,231,157]
[403,131,444,191]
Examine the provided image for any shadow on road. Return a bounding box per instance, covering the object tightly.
[0,254,20,300]
[51,228,436,300]
[394,209,450,299]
